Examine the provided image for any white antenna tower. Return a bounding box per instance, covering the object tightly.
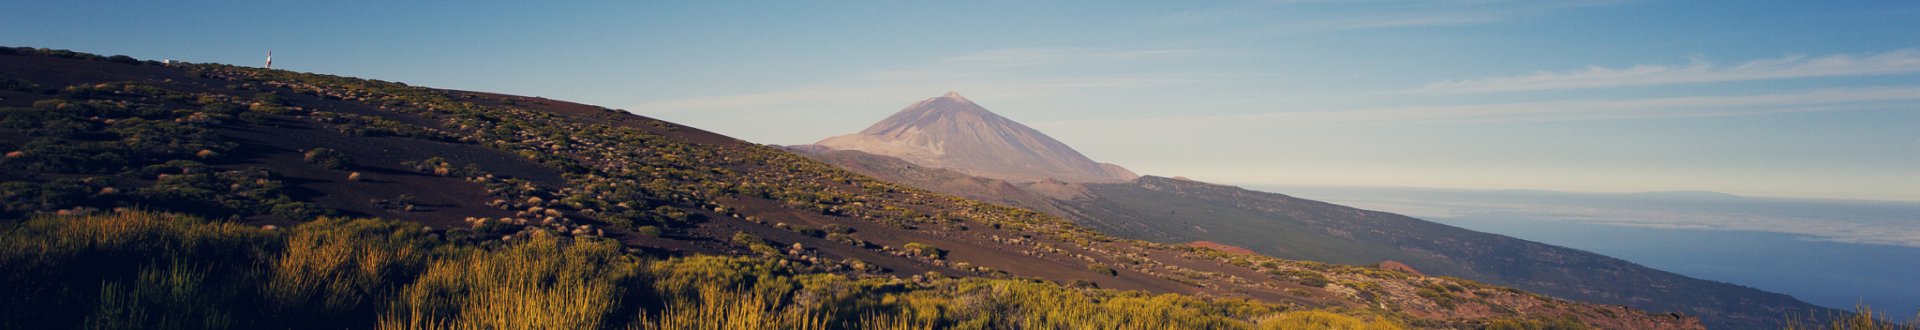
[266,50,273,69]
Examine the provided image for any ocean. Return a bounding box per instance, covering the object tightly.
[1254,185,1920,316]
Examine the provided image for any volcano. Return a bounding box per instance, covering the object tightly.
[814,92,1136,183]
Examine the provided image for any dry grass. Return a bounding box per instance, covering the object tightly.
[380,232,638,330]
[1256,310,1402,330]
[631,283,828,330]
[1786,305,1919,330]
[1,210,1404,329]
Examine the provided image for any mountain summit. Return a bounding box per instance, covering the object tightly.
[815,92,1137,183]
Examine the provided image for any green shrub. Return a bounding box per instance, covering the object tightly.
[903,242,945,259]
[1256,310,1401,330]
[1418,288,1455,310]
[1088,263,1118,277]
[653,205,690,223]
[301,148,353,170]
[822,224,854,235]
[1784,304,1918,330]
[731,232,763,247]
[1268,269,1331,287]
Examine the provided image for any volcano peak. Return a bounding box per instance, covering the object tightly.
[815,92,1136,183]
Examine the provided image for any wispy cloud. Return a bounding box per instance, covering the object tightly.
[1418,49,1920,94]
[1154,0,1625,32]
[626,76,1183,114]
[1048,86,1920,127]
[1319,194,1920,247]
[628,47,1208,114]
[938,47,1205,68]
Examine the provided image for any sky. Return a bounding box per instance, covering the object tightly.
[4,1,1917,201]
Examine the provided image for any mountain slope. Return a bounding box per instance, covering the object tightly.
[798,120,1844,329]
[1078,177,1835,329]
[814,92,1136,183]
[0,47,1699,329]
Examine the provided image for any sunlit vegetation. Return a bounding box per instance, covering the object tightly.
[1088,263,1117,277]
[1476,317,1591,330]
[1785,305,1920,330]
[302,147,353,170]
[1256,310,1402,330]
[0,211,1405,329]
[902,242,946,259]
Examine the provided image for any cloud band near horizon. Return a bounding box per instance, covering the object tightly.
[1417,49,1920,94]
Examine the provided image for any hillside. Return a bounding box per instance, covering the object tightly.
[797,129,1843,329]
[0,47,1698,329]
[1076,177,1836,329]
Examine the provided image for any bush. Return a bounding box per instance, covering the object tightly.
[270,202,326,220]
[1269,269,1331,287]
[0,78,43,93]
[1418,288,1456,310]
[1088,263,1118,277]
[302,148,352,170]
[731,231,763,247]
[822,224,854,235]
[903,242,945,259]
[653,205,690,223]
[779,224,824,237]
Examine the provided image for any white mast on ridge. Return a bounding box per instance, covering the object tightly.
[266,50,273,69]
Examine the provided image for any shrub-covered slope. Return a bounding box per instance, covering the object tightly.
[0,47,1697,329]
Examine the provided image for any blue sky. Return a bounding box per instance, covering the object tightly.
[5,1,1917,200]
